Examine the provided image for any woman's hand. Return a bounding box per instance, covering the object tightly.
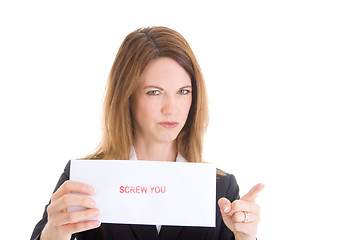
[218,183,264,240]
[40,180,101,240]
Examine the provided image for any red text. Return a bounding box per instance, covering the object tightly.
[119,185,166,194]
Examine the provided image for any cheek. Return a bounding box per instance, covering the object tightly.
[132,96,147,124]
[180,97,192,118]
[135,97,160,119]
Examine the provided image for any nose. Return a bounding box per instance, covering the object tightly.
[161,94,177,116]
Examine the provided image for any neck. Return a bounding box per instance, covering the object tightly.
[134,140,177,162]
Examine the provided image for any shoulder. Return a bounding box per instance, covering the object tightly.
[51,160,71,193]
[216,168,240,202]
[61,160,71,178]
[216,168,238,187]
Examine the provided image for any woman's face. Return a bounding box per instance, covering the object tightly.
[131,57,192,145]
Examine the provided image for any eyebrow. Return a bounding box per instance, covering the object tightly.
[143,85,192,90]
[143,86,164,90]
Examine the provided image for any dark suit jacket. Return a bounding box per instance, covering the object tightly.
[31,161,240,240]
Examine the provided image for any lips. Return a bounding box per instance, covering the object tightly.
[158,121,179,128]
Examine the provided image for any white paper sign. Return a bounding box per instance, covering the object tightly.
[69,160,216,227]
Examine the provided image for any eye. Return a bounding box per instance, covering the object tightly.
[147,90,161,95]
[178,89,191,95]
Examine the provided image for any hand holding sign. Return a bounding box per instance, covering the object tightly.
[218,183,264,240]
[40,181,101,240]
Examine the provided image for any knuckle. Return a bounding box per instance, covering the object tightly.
[84,221,93,229]
[66,213,76,223]
[46,204,53,215]
[230,200,241,210]
[62,194,73,205]
[63,180,72,190]
[47,214,60,227]
[63,180,71,185]
[50,193,57,203]
[237,199,245,206]
[47,219,56,228]
[72,223,82,233]
[76,196,88,207]
[73,221,90,233]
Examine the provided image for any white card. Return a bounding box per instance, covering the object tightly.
[69,160,216,227]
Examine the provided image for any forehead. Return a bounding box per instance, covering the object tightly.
[138,57,191,86]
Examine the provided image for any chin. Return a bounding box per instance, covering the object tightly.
[155,133,179,143]
[152,125,184,143]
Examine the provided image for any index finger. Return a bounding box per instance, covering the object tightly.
[51,180,96,202]
[240,183,265,202]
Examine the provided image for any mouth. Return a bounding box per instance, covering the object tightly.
[158,121,179,129]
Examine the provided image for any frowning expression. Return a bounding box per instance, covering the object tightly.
[131,57,192,145]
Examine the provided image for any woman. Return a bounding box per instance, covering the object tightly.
[31,26,263,240]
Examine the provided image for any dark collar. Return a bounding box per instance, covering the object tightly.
[130,224,183,240]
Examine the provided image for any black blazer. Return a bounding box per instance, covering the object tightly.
[31,161,240,240]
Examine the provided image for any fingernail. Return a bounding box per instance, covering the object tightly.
[90,200,96,207]
[224,205,230,213]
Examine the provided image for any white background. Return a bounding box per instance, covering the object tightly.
[0,1,359,239]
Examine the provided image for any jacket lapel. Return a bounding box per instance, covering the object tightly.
[130,224,159,240]
[159,225,183,239]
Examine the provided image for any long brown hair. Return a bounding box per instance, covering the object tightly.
[85,26,209,162]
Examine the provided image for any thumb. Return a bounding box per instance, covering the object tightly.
[240,183,265,202]
[218,197,232,215]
